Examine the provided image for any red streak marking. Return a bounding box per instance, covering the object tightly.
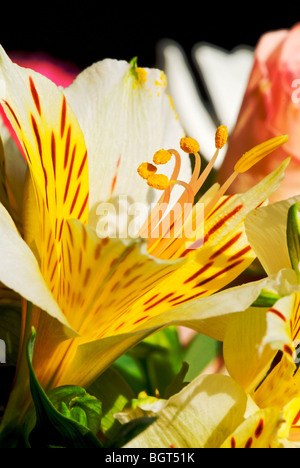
[69,183,81,215]
[209,232,243,260]
[78,193,89,220]
[3,100,21,129]
[268,308,286,322]
[184,262,214,284]
[206,194,234,220]
[144,293,175,311]
[255,419,264,438]
[228,245,252,262]
[29,76,41,115]
[60,96,67,138]
[205,204,243,242]
[51,131,56,177]
[110,155,121,195]
[180,204,243,256]
[284,344,293,357]
[77,151,88,179]
[64,126,71,169]
[244,437,253,448]
[292,410,300,426]
[144,294,159,305]
[171,290,208,306]
[194,259,244,288]
[133,315,149,324]
[64,145,76,203]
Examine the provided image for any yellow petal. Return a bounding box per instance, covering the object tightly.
[0,46,89,297]
[245,197,300,276]
[223,307,277,393]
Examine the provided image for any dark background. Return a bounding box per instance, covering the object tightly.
[1,3,299,70]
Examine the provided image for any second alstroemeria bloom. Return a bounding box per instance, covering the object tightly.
[0,45,290,431]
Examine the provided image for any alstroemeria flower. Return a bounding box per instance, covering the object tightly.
[0,45,289,431]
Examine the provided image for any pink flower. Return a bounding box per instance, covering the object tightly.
[218,23,300,201]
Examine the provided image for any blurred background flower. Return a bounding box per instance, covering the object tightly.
[157,22,300,202]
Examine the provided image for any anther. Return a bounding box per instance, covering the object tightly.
[137,162,157,180]
[215,125,228,149]
[180,137,200,154]
[147,174,170,190]
[153,149,172,165]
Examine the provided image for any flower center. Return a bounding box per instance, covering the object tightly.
[137,128,288,258]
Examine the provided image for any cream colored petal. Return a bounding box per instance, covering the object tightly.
[245,196,300,276]
[64,59,191,223]
[157,39,216,162]
[123,374,251,448]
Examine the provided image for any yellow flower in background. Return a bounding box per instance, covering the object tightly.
[0,44,290,432]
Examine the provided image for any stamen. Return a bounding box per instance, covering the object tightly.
[147,174,170,190]
[180,137,200,154]
[137,162,157,179]
[215,125,228,149]
[137,130,288,258]
[192,126,227,194]
[153,149,172,165]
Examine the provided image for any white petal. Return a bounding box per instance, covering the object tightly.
[157,39,216,161]
[245,196,300,276]
[0,202,75,336]
[193,43,254,136]
[64,59,191,222]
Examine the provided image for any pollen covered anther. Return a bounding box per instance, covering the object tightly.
[153,149,172,165]
[180,137,200,154]
[147,173,170,190]
[215,125,228,149]
[137,162,157,180]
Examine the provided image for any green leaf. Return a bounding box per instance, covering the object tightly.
[47,386,102,436]
[88,367,135,440]
[164,362,189,399]
[113,353,148,395]
[183,334,221,381]
[26,328,102,448]
[287,202,300,281]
